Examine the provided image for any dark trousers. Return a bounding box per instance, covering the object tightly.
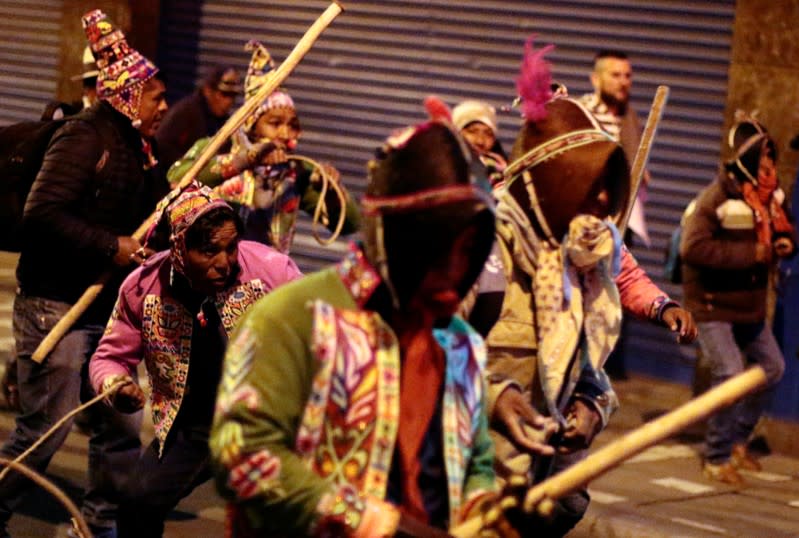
[117,424,212,538]
[0,294,141,531]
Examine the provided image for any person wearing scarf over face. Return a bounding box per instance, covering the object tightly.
[681,113,794,486]
[89,185,301,538]
[464,40,697,538]
[208,101,535,537]
[167,41,360,254]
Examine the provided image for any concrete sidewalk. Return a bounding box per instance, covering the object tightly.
[571,375,799,537]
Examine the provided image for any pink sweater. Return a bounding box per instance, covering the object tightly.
[617,246,674,320]
[89,240,301,451]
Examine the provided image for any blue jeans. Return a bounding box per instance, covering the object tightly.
[0,293,142,531]
[697,321,785,464]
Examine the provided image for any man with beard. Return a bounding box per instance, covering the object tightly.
[0,10,169,538]
[579,49,650,380]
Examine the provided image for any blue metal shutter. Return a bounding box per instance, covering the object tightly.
[0,0,63,125]
[160,0,735,373]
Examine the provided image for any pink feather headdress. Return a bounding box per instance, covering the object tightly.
[423,95,452,123]
[516,36,555,122]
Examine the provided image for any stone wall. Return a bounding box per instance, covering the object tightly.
[56,1,160,106]
[725,0,799,193]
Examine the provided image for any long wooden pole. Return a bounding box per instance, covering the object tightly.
[618,84,669,235]
[450,366,768,537]
[31,1,345,363]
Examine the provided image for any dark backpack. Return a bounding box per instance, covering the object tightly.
[663,198,697,285]
[663,225,683,284]
[0,119,67,251]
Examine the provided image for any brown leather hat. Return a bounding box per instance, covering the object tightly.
[505,97,631,243]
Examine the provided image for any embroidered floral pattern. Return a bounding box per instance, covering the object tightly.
[216,280,267,335]
[219,327,258,400]
[335,246,381,307]
[104,300,121,336]
[217,383,259,415]
[227,449,283,500]
[299,301,401,503]
[142,295,192,456]
[316,484,366,533]
[300,294,485,523]
[141,281,266,457]
[211,422,244,469]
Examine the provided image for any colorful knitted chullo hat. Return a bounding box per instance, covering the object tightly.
[166,184,232,277]
[242,40,295,133]
[82,9,159,126]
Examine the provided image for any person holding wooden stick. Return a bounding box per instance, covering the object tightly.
[167,41,360,254]
[466,39,697,537]
[89,185,300,537]
[0,10,170,538]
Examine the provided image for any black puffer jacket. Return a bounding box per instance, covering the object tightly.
[17,101,169,323]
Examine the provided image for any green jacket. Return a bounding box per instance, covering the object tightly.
[210,251,496,535]
[167,137,360,251]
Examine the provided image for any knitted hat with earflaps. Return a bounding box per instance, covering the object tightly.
[242,40,295,133]
[82,9,159,126]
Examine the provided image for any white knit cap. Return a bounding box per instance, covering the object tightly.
[452,100,498,135]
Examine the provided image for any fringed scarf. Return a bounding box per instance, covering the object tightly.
[740,164,792,249]
[496,192,622,422]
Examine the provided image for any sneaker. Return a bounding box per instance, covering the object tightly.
[731,443,762,472]
[703,461,745,485]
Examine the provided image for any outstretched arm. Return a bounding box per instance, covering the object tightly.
[616,247,696,343]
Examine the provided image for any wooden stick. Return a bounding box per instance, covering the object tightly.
[450,366,768,537]
[31,1,344,363]
[0,457,91,538]
[618,85,669,235]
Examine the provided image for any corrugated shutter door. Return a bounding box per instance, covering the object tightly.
[0,0,63,125]
[163,0,734,370]
[157,0,205,104]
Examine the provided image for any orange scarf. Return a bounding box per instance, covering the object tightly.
[741,168,792,248]
[396,331,445,523]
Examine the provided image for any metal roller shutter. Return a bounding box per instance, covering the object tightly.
[159,0,735,372]
[0,0,63,126]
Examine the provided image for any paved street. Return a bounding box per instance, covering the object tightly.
[0,252,225,538]
[0,251,798,537]
[573,377,799,537]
